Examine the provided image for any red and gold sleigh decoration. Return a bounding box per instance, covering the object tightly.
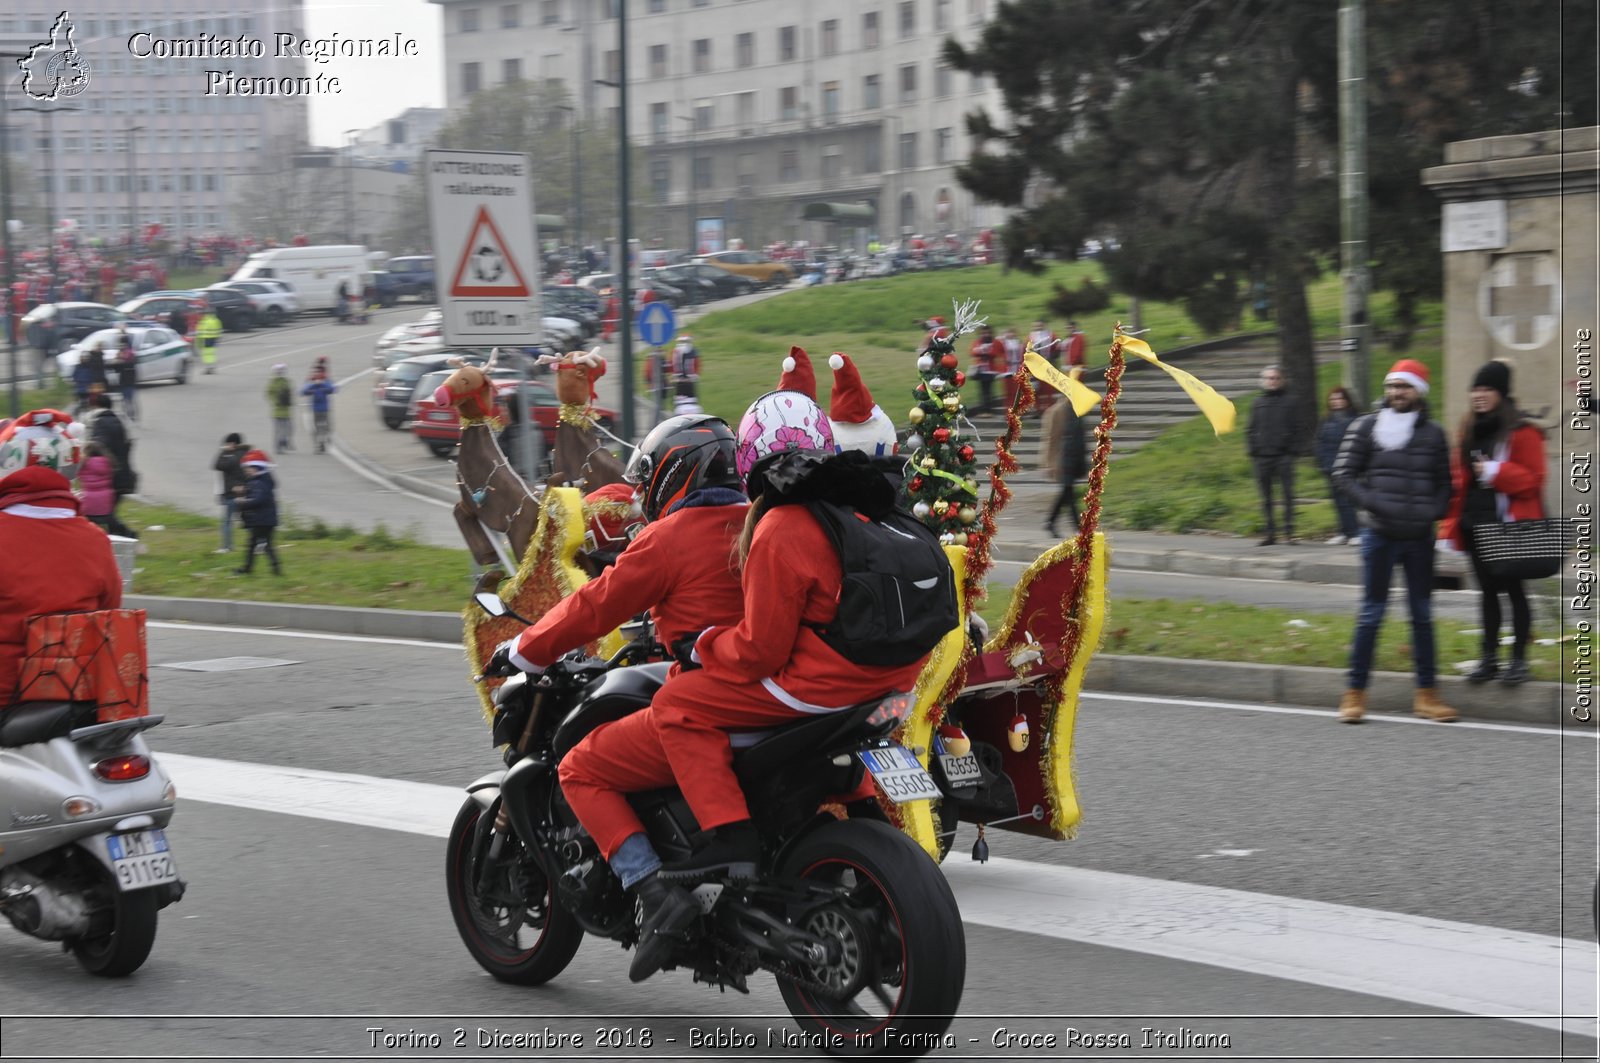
[892,326,1236,858]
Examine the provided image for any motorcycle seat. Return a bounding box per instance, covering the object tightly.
[733,698,881,789]
[0,701,99,748]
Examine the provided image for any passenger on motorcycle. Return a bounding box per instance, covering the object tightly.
[0,412,123,702]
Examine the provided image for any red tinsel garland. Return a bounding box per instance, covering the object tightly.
[965,366,1037,610]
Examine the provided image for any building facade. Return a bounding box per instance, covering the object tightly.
[429,0,1008,249]
[0,3,308,243]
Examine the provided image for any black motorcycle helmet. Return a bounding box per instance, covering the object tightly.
[623,414,742,523]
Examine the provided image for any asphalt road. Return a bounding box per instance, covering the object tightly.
[0,624,1592,1061]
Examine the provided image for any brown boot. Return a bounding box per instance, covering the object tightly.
[1412,687,1457,723]
[1337,689,1366,724]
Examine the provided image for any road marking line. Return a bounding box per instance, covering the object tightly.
[157,752,1597,1036]
[148,621,460,650]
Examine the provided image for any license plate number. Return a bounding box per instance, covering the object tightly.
[427,410,454,421]
[939,752,981,787]
[106,830,177,892]
[859,745,941,804]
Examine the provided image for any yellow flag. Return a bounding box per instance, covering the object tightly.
[1023,351,1101,416]
[1116,335,1237,436]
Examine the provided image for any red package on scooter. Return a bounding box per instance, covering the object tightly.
[14,609,149,722]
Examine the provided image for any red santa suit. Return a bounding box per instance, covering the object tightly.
[1439,423,1547,551]
[0,468,122,701]
[647,504,929,839]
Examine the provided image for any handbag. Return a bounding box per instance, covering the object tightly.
[1471,517,1571,581]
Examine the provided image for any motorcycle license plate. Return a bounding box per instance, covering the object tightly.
[939,752,982,787]
[106,830,178,892]
[859,745,941,804]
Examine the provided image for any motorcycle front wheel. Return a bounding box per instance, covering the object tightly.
[445,797,583,985]
[71,883,159,978]
[777,818,965,1057]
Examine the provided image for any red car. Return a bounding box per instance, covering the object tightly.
[409,368,617,462]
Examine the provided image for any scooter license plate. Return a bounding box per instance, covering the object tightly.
[859,745,941,804]
[939,752,982,787]
[106,830,178,892]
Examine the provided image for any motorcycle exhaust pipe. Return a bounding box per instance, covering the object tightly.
[0,868,93,940]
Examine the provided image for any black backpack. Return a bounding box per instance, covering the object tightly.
[805,500,959,667]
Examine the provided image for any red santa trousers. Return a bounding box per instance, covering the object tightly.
[558,707,676,860]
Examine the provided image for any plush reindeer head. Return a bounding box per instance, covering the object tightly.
[541,348,607,407]
[432,349,501,422]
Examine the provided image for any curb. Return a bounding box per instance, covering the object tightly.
[131,595,1578,729]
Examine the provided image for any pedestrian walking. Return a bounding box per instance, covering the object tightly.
[83,341,109,397]
[1315,386,1359,544]
[1331,359,1456,724]
[83,394,139,539]
[301,369,338,454]
[1440,360,1547,687]
[334,279,350,324]
[233,449,282,576]
[70,344,95,411]
[74,440,118,533]
[266,364,294,452]
[1042,383,1088,537]
[1246,364,1303,545]
[196,308,223,374]
[969,325,1000,414]
[213,432,248,554]
[114,327,138,422]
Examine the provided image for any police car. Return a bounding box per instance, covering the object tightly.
[57,324,195,385]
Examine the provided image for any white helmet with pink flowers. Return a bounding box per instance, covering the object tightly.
[734,346,834,481]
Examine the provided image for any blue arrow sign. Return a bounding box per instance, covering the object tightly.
[637,300,677,348]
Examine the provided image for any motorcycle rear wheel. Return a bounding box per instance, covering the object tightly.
[777,819,965,1057]
[71,885,159,978]
[446,798,583,985]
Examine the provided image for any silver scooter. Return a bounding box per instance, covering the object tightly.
[0,700,184,976]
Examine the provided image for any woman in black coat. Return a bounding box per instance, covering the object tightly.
[1315,386,1359,544]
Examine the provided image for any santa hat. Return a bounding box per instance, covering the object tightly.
[0,466,80,511]
[584,481,639,548]
[828,353,898,457]
[778,345,817,399]
[241,448,274,469]
[1384,359,1430,396]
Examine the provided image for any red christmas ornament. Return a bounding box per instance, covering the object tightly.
[958,445,975,462]
[954,371,966,387]
[915,383,927,397]
[932,427,951,444]
[967,532,982,548]
[909,476,924,492]
[940,353,958,370]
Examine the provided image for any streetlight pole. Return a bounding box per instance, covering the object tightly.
[0,52,24,416]
[15,104,78,295]
[677,114,698,264]
[124,125,144,251]
[343,128,361,244]
[596,5,635,443]
[556,104,581,257]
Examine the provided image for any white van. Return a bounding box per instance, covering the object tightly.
[230,245,371,312]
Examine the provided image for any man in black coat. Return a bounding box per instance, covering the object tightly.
[1331,358,1455,725]
[1245,364,1302,545]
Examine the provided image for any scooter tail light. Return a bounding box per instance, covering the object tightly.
[93,754,152,782]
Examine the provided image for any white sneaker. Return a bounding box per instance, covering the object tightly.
[1326,535,1348,546]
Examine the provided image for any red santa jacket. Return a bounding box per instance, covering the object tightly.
[696,505,929,712]
[1440,423,1546,551]
[509,501,747,667]
[0,469,123,701]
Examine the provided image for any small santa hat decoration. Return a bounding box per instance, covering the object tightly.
[241,448,274,469]
[1007,712,1030,753]
[937,723,971,758]
[778,345,817,399]
[828,353,899,457]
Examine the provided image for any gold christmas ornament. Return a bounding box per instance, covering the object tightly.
[921,457,937,470]
[909,406,926,424]
[932,500,950,515]
[959,506,977,524]
[942,395,961,411]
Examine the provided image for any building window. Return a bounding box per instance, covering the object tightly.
[863,74,881,109]
[204,174,218,192]
[899,63,918,102]
[862,10,880,48]
[779,26,796,61]
[650,159,670,203]
[779,86,799,121]
[650,43,668,78]
[181,174,194,192]
[935,126,953,163]
[780,150,799,182]
[692,38,711,73]
[93,175,107,194]
[821,81,840,123]
[462,61,482,94]
[935,63,952,97]
[695,100,713,131]
[541,0,561,25]
[736,32,754,68]
[503,57,522,82]
[648,0,666,10]
[821,19,838,56]
[501,3,521,27]
[460,7,480,32]
[736,91,755,131]
[898,0,915,37]
[822,150,842,180]
[900,191,917,231]
[899,131,918,169]
[603,49,621,82]
[651,102,668,139]
[66,175,83,194]
[693,155,712,190]
[935,0,951,30]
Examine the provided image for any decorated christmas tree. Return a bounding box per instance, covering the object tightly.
[903,299,986,547]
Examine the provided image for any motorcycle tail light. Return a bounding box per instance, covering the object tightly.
[864,693,913,729]
[93,755,152,782]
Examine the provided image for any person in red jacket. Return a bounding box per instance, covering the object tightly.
[1440,360,1547,686]
[486,415,748,982]
[0,458,123,703]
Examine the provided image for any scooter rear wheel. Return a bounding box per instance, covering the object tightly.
[71,885,159,977]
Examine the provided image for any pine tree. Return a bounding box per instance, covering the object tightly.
[903,301,985,546]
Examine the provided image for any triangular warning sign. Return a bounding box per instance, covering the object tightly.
[449,205,532,297]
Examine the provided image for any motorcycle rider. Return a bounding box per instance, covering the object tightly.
[487,415,748,982]
[0,413,123,703]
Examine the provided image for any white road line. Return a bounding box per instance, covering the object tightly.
[158,752,1598,1038]
[148,621,461,650]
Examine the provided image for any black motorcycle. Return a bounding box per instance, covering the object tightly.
[446,594,966,1055]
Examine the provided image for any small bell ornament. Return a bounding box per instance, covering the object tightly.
[971,823,990,863]
[1007,713,1030,753]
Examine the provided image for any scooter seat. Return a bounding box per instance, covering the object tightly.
[0,701,98,748]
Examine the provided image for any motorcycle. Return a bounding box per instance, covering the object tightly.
[0,700,184,976]
[447,594,966,1055]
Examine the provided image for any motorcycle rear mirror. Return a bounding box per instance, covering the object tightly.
[473,591,509,618]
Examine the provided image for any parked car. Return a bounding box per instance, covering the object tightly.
[645,266,717,304]
[212,280,298,325]
[374,308,444,364]
[370,270,403,307]
[654,262,759,301]
[410,367,616,460]
[541,286,600,339]
[693,250,793,287]
[57,324,193,385]
[121,289,256,332]
[373,350,491,429]
[384,255,436,302]
[20,302,127,355]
